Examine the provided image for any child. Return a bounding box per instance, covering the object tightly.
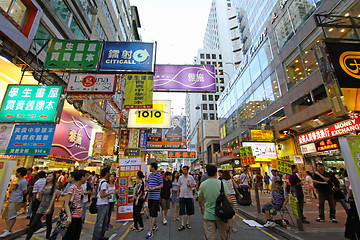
[160,172,172,225]
[0,167,28,238]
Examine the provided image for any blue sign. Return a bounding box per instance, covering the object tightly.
[6,124,56,155]
[139,129,148,151]
[100,42,156,72]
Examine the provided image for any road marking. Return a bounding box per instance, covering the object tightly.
[85,220,96,224]
[33,235,46,240]
[236,213,279,240]
[119,223,134,240]
[122,221,128,225]
[109,233,117,240]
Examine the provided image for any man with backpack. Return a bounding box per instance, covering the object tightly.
[198,165,233,240]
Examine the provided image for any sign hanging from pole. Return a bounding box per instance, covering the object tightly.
[124,74,154,109]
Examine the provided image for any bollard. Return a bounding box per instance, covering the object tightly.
[255,183,261,213]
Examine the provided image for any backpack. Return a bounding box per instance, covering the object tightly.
[89,180,105,214]
[215,181,235,222]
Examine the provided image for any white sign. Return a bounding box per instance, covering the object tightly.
[291,155,304,164]
[118,157,142,166]
[300,143,317,154]
[67,74,117,93]
[0,124,13,154]
[242,142,277,158]
[117,206,133,213]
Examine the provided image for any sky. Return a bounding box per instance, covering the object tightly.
[130,0,212,115]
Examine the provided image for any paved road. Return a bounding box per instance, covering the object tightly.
[17,203,287,240]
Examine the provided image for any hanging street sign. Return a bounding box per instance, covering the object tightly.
[44,39,101,70]
[124,74,154,109]
[0,85,63,122]
[124,148,141,157]
[67,74,117,94]
[6,124,56,155]
[100,42,156,72]
[167,151,196,159]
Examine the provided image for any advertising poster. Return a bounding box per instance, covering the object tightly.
[138,130,148,151]
[124,74,154,109]
[117,158,142,221]
[0,124,13,154]
[67,73,117,94]
[128,129,140,148]
[242,142,277,159]
[92,132,103,156]
[101,130,116,156]
[119,129,129,152]
[153,65,216,92]
[147,115,187,150]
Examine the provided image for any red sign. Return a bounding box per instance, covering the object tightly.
[240,156,256,165]
[315,138,339,152]
[298,118,360,145]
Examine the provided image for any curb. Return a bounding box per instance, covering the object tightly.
[237,207,304,240]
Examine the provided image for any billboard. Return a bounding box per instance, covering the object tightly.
[67,74,117,94]
[100,42,156,72]
[147,115,187,150]
[153,65,216,92]
[250,130,274,141]
[124,74,154,109]
[0,85,62,122]
[242,142,277,159]
[127,100,171,129]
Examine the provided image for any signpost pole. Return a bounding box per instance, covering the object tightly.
[254,183,261,213]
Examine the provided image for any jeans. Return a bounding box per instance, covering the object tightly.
[133,198,144,229]
[335,198,349,214]
[92,204,109,240]
[107,202,115,225]
[82,202,87,224]
[318,192,336,219]
[26,212,53,239]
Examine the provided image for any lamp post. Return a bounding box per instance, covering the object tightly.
[195,105,204,170]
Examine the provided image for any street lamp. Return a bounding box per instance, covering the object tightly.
[195,105,204,170]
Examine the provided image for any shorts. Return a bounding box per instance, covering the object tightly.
[148,199,160,218]
[179,198,194,216]
[2,202,20,220]
[161,199,170,210]
[262,202,282,215]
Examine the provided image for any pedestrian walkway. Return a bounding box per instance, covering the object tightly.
[237,190,348,240]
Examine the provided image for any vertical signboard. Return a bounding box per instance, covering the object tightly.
[0,124,14,154]
[92,132,103,156]
[128,129,140,148]
[117,158,142,221]
[44,40,101,70]
[124,74,154,109]
[138,130,148,151]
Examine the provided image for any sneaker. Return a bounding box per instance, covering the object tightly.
[163,218,167,225]
[264,221,273,227]
[270,221,277,227]
[331,218,338,223]
[316,218,324,222]
[0,230,12,238]
[146,230,153,239]
[152,224,158,232]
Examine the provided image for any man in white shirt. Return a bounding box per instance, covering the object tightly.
[239,168,250,186]
[177,166,196,231]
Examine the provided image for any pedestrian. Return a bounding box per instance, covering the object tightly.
[129,171,145,232]
[198,165,232,240]
[221,171,239,232]
[271,169,280,191]
[81,171,92,224]
[177,166,196,231]
[313,162,337,223]
[239,168,250,186]
[107,172,118,230]
[62,170,87,240]
[90,171,96,189]
[93,167,114,240]
[160,172,172,225]
[289,165,310,224]
[61,172,75,197]
[329,169,348,213]
[264,172,270,193]
[255,172,264,194]
[262,180,289,227]
[26,169,38,219]
[18,168,33,216]
[146,162,163,239]
[26,172,59,239]
[305,171,318,200]
[0,167,28,238]
[171,171,180,221]
[29,171,46,225]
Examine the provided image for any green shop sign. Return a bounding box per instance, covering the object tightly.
[0,85,62,122]
[44,39,101,70]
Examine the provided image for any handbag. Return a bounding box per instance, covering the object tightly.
[215,181,235,222]
[55,193,75,230]
[89,180,105,214]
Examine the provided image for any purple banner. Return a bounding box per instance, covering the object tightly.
[50,111,92,161]
[154,65,216,92]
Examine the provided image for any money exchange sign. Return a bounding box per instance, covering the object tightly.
[167,151,196,159]
[44,40,101,70]
[0,85,62,122]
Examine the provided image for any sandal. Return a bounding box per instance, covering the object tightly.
[185,224,192,229]
[136,228,144,232]
[178,225,185,231]
[129,227,137,231]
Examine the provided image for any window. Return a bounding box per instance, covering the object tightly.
[202,104,208,110]
[301,37,322,76]
[264,72,280,105]
[275,12,294,49]
[219,54,222,59]
[206,54,210,59]
[219,78,224,84]
[215,95,219,101]
[258,40,273,71]
[51,0,72,24]
[70,18,86,40]
[292,92,313,113]
[202,95,207,101]
[313,85,327,102]
[236,77,244,98]
[79,0,94,21]
[219,70,223,75]
[249,56,261,81]
[242,68,252,91]
[34,23,53,48]
[209,104,214,110]
[200,54,205,59]
[201,61,205,65]
[212,54,216,59]
[220,87,224,92]
[212,62,216,66]
[203,113,208,120]
[218,62,223,67]
[210,113,215,120]
[288,0,316,32]
[95,20,108,40]
[206,61,211,65]
[209,95,214,101]
[285,49,305,89]
[1,0,27,26]
[253,85,266,113]
[109,0,120,19]
[101,1,117,38]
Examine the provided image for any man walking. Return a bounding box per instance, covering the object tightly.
[198,165,232,240]
[177,166,196,231]
[313,162,337,223]
[93,167,114,240]
[146,163,163,239]
[289,165,310,224]
[160,172,172,225]
[239,168,250,186]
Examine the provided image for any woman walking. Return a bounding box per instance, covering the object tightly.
[305,171,318,200]
[171,171,180,221]
[107,173,118,230]
[26,172,59,240]
[130,171,145,232]
[222,171,239,232]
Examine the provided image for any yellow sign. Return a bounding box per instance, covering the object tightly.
[124,74,154,109]
[47,162,72,168]
[339,51,360,79]
[221,164,233,170]
[155,154,167,159]
[128,100,171,128]
[250,130,274,141]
